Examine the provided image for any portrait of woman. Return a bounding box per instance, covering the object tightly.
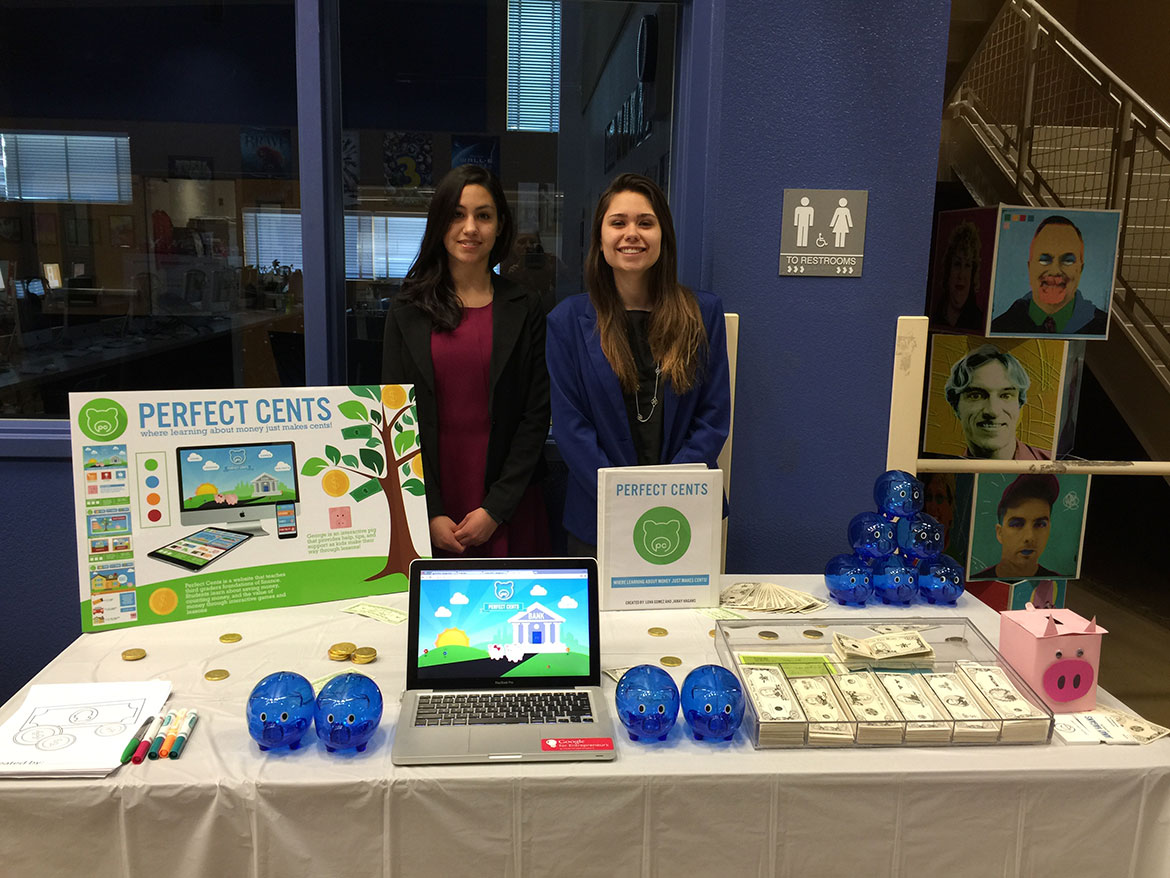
[546,173,731,554]
[382,164,549,557]
[932,219,984,332]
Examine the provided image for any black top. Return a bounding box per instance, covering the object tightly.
[621,310,663,467]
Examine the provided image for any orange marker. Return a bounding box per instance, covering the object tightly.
[158,708,186,758]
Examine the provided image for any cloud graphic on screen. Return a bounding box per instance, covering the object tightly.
[557,596,578,609]
[258,449,273,458]
[202,461,221,471]
[450,592,469,604]
[434,606,452,617]
[186,452,203,462]
[530,585,547,596]
[274,461,291,471]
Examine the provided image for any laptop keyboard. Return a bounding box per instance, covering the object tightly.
[414,691,594,726]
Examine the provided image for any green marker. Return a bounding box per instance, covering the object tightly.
[120,717,154,764]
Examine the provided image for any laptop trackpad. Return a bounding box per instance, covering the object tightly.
[470,726,538,755]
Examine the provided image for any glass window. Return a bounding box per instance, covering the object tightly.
[339,0,677,383]
[0,1,301,418]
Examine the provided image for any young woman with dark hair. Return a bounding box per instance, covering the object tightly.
[382,164,549,556]
[546,173,731,554]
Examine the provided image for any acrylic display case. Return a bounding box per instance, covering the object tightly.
[714,617,1054,748]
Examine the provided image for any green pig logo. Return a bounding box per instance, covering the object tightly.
[633,506,691,565]
[78,399,128,441]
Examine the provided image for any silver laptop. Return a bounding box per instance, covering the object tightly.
[391,557,617,765]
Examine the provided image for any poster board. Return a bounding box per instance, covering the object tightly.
[69,385,431,631]
[597,465,722,611]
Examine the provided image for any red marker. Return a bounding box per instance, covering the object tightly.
[132,714,165,764]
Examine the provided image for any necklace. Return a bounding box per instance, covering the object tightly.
[635,364,661,423]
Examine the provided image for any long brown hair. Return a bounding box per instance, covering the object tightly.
[400,164,515,331]
[585,173,706,393]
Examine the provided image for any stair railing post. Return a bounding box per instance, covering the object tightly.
[1015,3,1040,198]
[1110,96,1136,311]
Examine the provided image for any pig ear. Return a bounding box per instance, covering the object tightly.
[1044,616,1059,637]
[1085,616,1098,634]
[1025,602,1036,611]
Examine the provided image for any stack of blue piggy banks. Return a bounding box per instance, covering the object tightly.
[824,470,965,608]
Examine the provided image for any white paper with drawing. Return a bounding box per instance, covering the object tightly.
[0,680,171,778]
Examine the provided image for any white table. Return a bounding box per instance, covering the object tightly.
[1,576,1167,877]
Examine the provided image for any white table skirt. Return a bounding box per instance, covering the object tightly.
[1,576,1167,878]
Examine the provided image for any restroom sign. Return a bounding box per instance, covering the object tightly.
[779,188,868,277]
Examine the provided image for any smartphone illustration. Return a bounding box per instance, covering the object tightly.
[275,502,298,539]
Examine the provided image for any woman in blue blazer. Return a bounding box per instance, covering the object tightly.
[547,173,730,553]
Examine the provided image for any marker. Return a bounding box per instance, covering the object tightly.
[147,709,177,760]
[158,709,186,758]
[120,717,154,765]
[168,710,199,759]
[132,714,166,764]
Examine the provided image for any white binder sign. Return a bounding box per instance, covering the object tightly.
[597,465,723,610]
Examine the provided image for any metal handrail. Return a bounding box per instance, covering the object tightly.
[948,0,1170,359]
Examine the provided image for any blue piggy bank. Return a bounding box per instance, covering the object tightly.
[871,555,918,606]
[824,553,873,606]
[314,672,383,752]
[874,470,924,520]
[919,554,965,605]
[848,511,896,560]
[246,671,315,751]
[615,665,679,742]
[681,665,744,742]
[896,512,944,563]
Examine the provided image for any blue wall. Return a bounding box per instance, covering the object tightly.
[0,0,951,703]
[675,1,950,574]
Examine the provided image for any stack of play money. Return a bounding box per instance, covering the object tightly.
[922,672,1000,743]
[832,630,936,670]
[957,662,1050,744]
[739,664,808,747]
[834,671,906,745]
[789,675,856,746]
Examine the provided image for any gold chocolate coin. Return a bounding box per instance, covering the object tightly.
[351,646,377,664]
[757,630,779,640]
[709,629,716,638]
[328,641,357,660]
[121,648,147,662]
[219,633,242,643]
[660,656,682,667]
[648,627,668,637]
[204,668,230,681]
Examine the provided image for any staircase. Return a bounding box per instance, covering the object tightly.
[940,0,1170,464]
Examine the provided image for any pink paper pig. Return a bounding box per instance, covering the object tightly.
[999,604,1107,713]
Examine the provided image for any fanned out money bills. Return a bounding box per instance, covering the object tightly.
[721,581,828,614]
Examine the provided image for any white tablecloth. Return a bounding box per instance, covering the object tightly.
[1,576,1167,877]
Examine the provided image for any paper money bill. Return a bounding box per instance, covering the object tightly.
[957,663,1046,719]
[343,602,408,624]
[740,664,806,722]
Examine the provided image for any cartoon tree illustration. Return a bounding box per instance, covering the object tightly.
[300,385,424,580]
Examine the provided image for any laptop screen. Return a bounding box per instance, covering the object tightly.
[406,558,601,690]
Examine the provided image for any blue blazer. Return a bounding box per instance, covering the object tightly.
[546,290,731,543]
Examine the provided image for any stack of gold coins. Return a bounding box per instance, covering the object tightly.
[351,646,377,665]
[328,641,356,661]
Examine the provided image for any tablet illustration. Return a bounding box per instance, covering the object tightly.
[147,527,253,572]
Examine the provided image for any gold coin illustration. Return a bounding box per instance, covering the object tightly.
[121,648,146,662]
[148,587,179,616]
[219,633,242,643]
[648,627,668,637]
[204,669,230,681]
[381,384,408,409]
[660,656,682,667]
[322,469,351,497]
[411,454,424,478]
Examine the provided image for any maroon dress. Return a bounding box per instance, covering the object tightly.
[430,303,548,557]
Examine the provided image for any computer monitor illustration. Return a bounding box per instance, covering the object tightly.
[176,441,299,536]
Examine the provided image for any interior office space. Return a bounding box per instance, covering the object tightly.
[4,0,974,705]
